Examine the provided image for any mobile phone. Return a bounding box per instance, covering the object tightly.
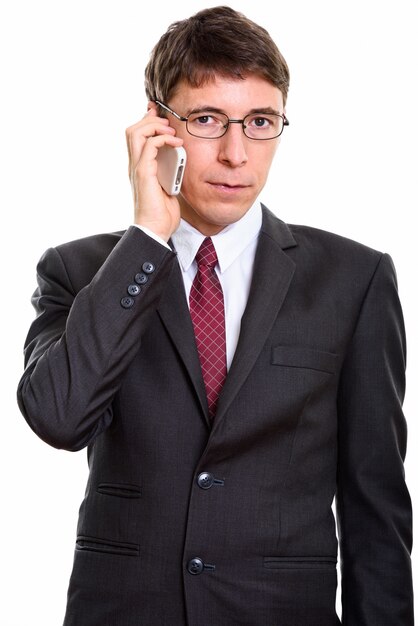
[156,145,187,195]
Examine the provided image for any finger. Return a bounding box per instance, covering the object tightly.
[134,134,184,184]
[125,118,171,144]
[125,117,170,159]
[140,133,184,162]
[126,121,174,153]
[126,120,176,171]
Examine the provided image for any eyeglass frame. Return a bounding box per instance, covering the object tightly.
[155,100,289,141]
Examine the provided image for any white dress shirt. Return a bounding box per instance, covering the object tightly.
[136,201,262,370]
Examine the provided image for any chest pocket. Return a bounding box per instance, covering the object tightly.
[271,346,338,375]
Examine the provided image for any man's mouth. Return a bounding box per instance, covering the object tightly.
[208,181,249,189]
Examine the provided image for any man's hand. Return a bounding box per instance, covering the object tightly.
[126,103,184,241]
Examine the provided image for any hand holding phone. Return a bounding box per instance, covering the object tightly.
[156,145,187,195]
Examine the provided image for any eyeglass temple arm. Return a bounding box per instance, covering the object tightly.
[154,100,188,122]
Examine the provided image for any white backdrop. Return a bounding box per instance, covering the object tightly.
[1,1,417,624]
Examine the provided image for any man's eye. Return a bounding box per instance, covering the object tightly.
[193,114,216,125]
[250,116,270,127]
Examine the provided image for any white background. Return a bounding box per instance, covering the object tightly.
[1,1,417,624]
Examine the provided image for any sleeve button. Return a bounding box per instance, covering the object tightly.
[120,296,135,309]
[128,284,141,296]
[142,262,155,274]
[135,272,148,285]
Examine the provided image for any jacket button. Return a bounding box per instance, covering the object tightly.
[127,284,141,296]
[135,272,148,285]
[120,296,134,309]
[197,472,214,489]
[142,262,155,274]
[187,558,204,575]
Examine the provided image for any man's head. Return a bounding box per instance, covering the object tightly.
[144,7,290,235]
[145,5,289,109]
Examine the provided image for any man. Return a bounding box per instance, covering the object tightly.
[17,6,413,625]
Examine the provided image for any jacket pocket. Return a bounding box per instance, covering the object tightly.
[97,483,142,499]
[271,346,338,374]
[76,535,140,557]
[263,556,337,570]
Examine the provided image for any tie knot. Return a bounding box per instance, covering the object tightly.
[195,237,218,269]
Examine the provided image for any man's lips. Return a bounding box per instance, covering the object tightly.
[207,181,250,189]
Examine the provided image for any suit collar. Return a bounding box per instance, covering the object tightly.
[259,203,298,250]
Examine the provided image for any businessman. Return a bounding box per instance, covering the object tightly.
[17,6,413,625]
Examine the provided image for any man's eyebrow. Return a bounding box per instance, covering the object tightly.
[186,106,282,116]
[247,107,282,116]
[186,106,227,116]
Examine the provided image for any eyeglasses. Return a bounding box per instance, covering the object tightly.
[155,100,289,140]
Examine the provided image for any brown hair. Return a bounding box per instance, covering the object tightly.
[144,6,290,106]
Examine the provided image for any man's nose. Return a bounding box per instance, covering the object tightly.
[218,122,248,167]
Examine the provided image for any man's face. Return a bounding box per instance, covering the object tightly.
[167,74,284,235]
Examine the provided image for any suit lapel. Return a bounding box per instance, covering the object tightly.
[157,208,297,430]
[214,208,297,425]
[157,258,211,426]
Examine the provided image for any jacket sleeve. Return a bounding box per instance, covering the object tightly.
[17,226,177,452]
[336,253,414,624]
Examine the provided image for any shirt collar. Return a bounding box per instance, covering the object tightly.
[171,201,262,273]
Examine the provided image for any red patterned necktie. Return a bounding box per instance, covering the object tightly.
[189,237,227,419]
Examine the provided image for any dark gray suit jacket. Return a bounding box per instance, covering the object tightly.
[17,207,413,625]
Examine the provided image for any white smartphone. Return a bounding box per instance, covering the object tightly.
[156,145,187,195]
